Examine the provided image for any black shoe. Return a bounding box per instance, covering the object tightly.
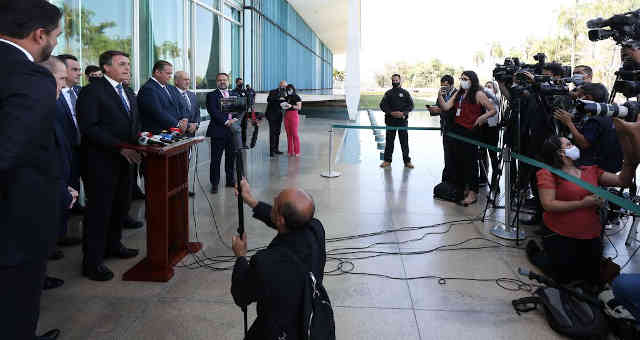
[123,217,143,229]
[106,245,139,259]
[43,276,64,290]
[520,214,541,226]
[275,150,284,155]
[211,187,218,194]
[48,249,64,261]
[37,329,60,340]
[71,203,85,215]
[270,153,275,158]
[57,236,82,247]
[83,263,114,281]
[133,187,146,200]
[225,182,236,188]
[188,191,195,197]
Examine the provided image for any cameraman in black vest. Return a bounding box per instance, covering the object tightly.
[428,75,457,182]
[379,74,415,169]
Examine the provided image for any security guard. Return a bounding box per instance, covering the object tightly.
[379,74,414,168]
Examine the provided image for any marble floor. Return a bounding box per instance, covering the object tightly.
[39,111,640,339]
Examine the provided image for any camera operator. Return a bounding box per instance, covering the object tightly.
[231,179,327,339]
[542,62,564,80]
[438,71,496,206]
[242,83,259,149]
[573,65,593,84]
[554,83,623,174]
[428,75,457,183]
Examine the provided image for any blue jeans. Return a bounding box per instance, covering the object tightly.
[612,274,640,321]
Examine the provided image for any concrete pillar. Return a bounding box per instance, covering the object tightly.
[345,0,361,121]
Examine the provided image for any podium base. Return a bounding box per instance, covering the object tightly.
[321,171,341,178]
[490,225,526,241]
[122,242,202,282]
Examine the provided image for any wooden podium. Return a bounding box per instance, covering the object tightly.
[122,137,205,282]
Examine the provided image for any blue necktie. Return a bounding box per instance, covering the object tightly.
[116,84,130,113]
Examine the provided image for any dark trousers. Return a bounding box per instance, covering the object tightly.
[0,258,47,340]
[267,114,283,154]
[480,125,500,187]
[241,114,260,148]
[383,118,410,163]
[529,234,602,284]
[451,124,479,195]
[83,158,132,267]
[442,133,455,183]
[210,136,236,188]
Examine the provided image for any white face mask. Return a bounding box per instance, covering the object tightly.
[461,80,471,90]
[563,145,580,161]
[287,90,293,95]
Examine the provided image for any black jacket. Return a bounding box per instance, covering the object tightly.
[0,41,60,266]
[266,88,287,120]
[379,86,414,121]
[231,202,327,340]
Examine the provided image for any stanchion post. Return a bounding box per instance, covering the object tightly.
[321,127,342,178]
[490,147,526,240]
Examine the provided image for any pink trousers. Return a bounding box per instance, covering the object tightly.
[284,110,300,155]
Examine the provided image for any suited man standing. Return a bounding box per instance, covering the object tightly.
[266,80,288,157]
[174,70,200,136]
[206,73,243,193]
[0,1,64,339]
[138,60,188,134]
[77,50,142,281]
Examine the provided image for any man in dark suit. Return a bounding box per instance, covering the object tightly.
[138,60,188,134]
[206,72,243,193]
[56,54,84,246]
[266,80,288,157]
[77,50,142,281]
[0,2,64,339]
[174,70,200,136]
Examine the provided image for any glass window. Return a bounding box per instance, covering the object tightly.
[223,5,241,82]
[197,0,219,10]
[139,0,186,85]
[51,0,81,58]
[195,6,220,89]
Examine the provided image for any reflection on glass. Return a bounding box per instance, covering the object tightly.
[80,0,133,68]
[139,0,185,84]
[51,0,81,57]
[222,5,242,81]
[197,0,219,10]
[195,6,220,89]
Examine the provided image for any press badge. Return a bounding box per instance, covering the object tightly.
[456,108,461,117]
[399,93,404,98]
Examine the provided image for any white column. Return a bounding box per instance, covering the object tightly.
[345,0,361,121]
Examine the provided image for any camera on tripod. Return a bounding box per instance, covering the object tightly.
[587,9,640,44]
[493,53,548,83]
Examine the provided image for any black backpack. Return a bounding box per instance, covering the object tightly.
[281,231,336,340]
[433,181,459,203]
[513,286,608,339]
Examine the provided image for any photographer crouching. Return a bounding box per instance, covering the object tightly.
[231,179,328,339]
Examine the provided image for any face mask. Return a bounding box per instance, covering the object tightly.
[392,82,400,88]
[88,76,100,83]
[287,90,293,95]
[237,84,244,89]
[461,80,471,90]
[563,145,580,161]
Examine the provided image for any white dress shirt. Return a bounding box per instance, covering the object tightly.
[0,38,34,62]
[104,74,130,108]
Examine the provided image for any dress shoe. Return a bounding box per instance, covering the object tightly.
[404,162,414,169]
[106,245,139,259]
[211,187,218,194]
[133,187,146,200]
[269,153,275,158]
[43,276,64,290]
[71,203,85,215]
[123,217,143,229]
[37,329,60,340]
[57,236,82,247]
[83,263,114,281]
[275,150,284,155]
[520,214,541,226]
[48,249,64,261]
[188,190,195,197]
[379,161,391,168]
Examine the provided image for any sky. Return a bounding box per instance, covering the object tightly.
[333,0,579,84]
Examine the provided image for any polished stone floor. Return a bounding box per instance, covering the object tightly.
[39,111,640,339]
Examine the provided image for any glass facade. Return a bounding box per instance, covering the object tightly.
[49,0,333,119]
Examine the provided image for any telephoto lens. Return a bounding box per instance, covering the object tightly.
[576,100,640,122]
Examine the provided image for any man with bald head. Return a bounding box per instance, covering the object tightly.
[174,70,200,136]
[231,179,327,339]
[266,80,288,157]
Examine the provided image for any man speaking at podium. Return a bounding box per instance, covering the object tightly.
[206,72,244,194]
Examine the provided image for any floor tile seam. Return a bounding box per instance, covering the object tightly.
[332,304,415,311]
[411,307,523,314]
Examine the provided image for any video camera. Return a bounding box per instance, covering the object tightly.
[493,53,548,83]
[587,9,640,44]
[576,99,640,122]
[220,96,249,119]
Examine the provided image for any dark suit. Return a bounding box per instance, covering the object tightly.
[77,76,141,268]
[58,85,83,199]
[0,41,60,340]
[137,78,185,133]
[206,89,242,188]
[55,94,78,239]
[266,88,287,154]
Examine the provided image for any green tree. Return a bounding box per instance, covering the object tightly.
[473,50,486,67]
[333,69,345,82]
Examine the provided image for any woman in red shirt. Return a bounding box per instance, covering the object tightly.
[438,71,497,206]
[527,130,638,284]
